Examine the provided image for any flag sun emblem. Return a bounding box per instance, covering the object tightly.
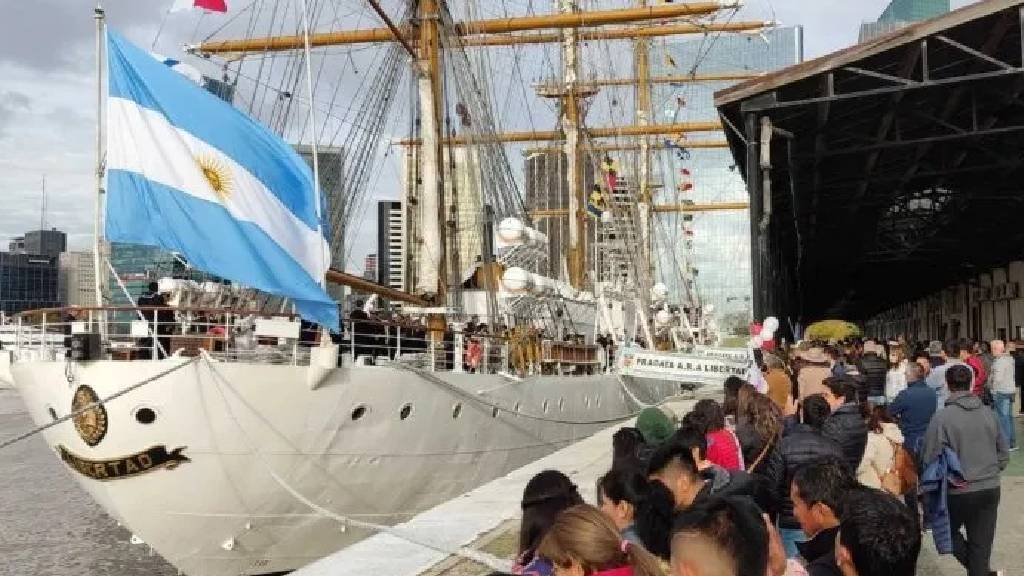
[196,155,233,202]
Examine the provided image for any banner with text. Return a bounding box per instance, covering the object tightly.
[618,348,750,384]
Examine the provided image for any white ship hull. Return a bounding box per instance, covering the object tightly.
[13,357,677,576]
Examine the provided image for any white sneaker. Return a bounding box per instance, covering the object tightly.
[1010,446,1020,452]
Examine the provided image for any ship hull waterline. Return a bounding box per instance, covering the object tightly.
[12,357,681,576]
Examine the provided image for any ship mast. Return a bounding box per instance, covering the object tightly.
[560,0,586,290]
[416,0,448,300]
[93,5,106,308]
[192,1,759,307]
[634,0,654,291]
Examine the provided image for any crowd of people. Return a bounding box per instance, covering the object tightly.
[510,336,1015,576]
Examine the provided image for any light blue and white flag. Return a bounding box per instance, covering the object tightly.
[105,30,338,330]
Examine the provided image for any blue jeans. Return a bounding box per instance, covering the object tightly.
[779,527,806,559]
[994,392,1017,448]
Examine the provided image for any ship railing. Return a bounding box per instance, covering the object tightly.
[342,320,606,376]
[8,307,607,376]
[9,306,309,365]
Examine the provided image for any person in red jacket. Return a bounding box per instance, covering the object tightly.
[686,399,744,471]
[964,340,988,397]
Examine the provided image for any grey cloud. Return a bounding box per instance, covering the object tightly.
[0,90,33,138]
[0,0,167,71]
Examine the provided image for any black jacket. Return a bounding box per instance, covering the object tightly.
[778,423,844,529]
[856,352,888,398]
[1013,351,1024,388]
[822,403,868,472]
[797,526,842,576]
[695,465,756,504]
[736,422,784,518]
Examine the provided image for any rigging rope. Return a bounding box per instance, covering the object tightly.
[0,356,201,453]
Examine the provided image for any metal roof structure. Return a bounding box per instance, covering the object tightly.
[714,0,1024,324]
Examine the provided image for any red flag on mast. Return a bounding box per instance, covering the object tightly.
[171,0,227,12]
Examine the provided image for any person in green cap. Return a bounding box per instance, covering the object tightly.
[637,406,675,446]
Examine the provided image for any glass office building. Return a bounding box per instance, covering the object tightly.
[860,0,950,41]
[653,27,803,317]
[107,243,194,306]
[0,253,60,315]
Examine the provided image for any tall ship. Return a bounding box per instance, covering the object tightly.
[8,1,769,575]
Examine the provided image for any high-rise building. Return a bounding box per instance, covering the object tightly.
[58,251,96,307]
[9,228,66,257]
[377,201,405,291]
[522,151,596,281]
[363,253,378,281]
[860,0,949,41]
[294,145,345,299]
[655,26,804,316]
[0,253,60,315]
[107,243,191,306]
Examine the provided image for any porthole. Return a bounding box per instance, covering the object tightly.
[514,401,521,414]
[399,404,413,420]
[558,397,565,412]
[351,404,368,421]
[47,407,57,421]
[595,395,602,408]
[452,403,463,419]
[542,399,550,413]
[584,396,591,409]
[134,407,157,425]
[491,406,500,418]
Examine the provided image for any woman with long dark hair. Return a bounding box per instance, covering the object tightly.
[514,470,583,576]
[596,466,678,560]
[736,391,785,518]
[722,376,747,417]
[688,399,744,471]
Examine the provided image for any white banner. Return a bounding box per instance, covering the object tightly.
[694,345,752,363]
[618,348,750,384]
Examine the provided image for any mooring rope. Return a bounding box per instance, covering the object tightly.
[0,356,200,452]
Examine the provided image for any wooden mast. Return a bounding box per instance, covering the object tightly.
[634,0,654,289]
[523,140,729,154]
[461,20,772,47]
[558,0,587,290]
[416,0,447,300]
[394,120,722,145]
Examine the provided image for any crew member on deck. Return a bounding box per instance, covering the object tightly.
[137,281,174,359]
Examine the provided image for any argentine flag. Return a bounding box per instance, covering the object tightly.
[104,30,338,330]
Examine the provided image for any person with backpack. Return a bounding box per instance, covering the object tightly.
[777,395,844,558]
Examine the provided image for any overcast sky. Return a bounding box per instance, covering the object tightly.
[0,0,976,268]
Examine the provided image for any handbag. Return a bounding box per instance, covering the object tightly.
[873,437,918,496]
